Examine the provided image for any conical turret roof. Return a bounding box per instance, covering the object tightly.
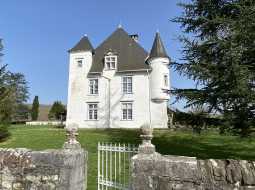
[148,32,169,59]
[69,35,94,53]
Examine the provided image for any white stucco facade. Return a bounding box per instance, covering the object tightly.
[66,29,170,129]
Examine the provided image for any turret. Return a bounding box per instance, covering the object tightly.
[147,32,170,102]
[68,35,94,74]
[66,35,94,128]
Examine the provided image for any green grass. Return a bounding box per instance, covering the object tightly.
[0,125,255,189]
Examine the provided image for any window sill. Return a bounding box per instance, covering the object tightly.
[104,68,116,71]
[84,119,99,121]
[87,94,99,96]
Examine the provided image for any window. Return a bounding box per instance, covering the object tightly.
[76,59,83,67]
[164,74,168,87]
[104,55,117,70]
[89,79,98,95]
[88,103,98,120]
[122,76,132,94]
[122,102,133,120]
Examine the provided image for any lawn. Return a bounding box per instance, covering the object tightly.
[0,125,255,189]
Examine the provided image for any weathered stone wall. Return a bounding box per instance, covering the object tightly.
[0,148,87,190]
[131,152,255,190]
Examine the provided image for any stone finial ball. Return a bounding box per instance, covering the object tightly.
[140,124,153,136]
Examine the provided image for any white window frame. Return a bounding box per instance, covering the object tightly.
[89,78,99,95]
[104,55,117,70]
[87,103,98,120]
[122,76,133,94]
[121,102,133,120]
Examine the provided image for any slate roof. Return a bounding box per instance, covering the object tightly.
[89,28,150,73]
[148,32,169,60]
[69,35,94,53]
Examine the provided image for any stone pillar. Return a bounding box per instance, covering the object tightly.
[131,125,160,190]
[131,125,201,190]
[62,124,87,190]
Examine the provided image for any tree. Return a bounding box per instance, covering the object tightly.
[172,0,255,136]
[0,39,29,139]
[13,104,30,122]
[0,66,12,122]
[48,101,66,121]
[31,96,39,121]
[0,40,29,123]
[5,72,29,121]
[0,71,29,122]
[0,40,12,123]
[0,39,10,140]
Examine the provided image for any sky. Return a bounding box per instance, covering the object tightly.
[0,0,194,109]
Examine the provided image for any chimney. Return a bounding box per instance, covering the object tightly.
[129,34,139,43]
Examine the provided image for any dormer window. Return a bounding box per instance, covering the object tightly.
[104,54,117,70]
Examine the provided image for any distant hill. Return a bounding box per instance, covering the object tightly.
[37,104,52,121]
[27,104,51,121]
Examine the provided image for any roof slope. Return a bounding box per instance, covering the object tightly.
[148,32,169,59]
[89,28,150,73]
[69,36,94,53]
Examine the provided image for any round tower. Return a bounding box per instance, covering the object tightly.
[148,32,170,102]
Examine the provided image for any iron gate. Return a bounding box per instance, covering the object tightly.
[97,142,138,190]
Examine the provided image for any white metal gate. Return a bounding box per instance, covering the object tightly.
[98,142,138,190]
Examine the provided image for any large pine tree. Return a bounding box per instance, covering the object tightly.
[172,0,255,136]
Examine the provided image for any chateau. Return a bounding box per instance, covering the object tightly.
[66,27,170,128]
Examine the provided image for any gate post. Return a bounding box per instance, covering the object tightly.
[130,125,161,190]
[63,124,88,190]
[130,125,159,190]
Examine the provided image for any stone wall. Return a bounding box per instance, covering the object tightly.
[0,148,87,190]
[131,152,255,190]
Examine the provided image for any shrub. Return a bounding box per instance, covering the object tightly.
[171,108,223,134]
[0,124,10,141]
[48,101,66,121]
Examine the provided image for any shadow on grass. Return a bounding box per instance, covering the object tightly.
[80,128,255,160]
[79,128,255,160]
[153,132,255,160]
